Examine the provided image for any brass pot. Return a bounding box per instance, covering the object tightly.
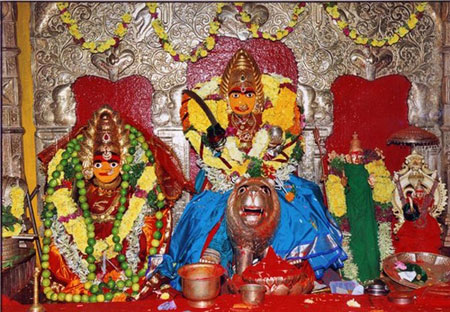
[240,284,265,306]
[178,263,225,308]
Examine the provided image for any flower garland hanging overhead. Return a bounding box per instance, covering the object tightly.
[147,2,225,63]
[57,2,132,54]
[324,2,428,47]
[234,2,306,41]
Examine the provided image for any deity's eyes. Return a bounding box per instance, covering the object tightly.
[245,92,255,98]
[110,162,119,168]
[93,162,102,169]
[238,185,248,195]
[230,91,241,99]
[261,186,271,195]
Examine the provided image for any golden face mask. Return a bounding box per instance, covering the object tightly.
[220,49,264,115]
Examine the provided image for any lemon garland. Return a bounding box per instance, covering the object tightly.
[324,2,428,47]
[56,2,132,54]
[147,2,225,63]
[2,186,25,237]
[41,126,167,303]
[234,2,306,41]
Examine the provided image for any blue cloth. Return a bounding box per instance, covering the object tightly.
[156,175,347,290]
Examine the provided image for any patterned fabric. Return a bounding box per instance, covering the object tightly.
[156,175,347,290]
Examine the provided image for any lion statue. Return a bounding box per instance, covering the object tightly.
[226,177,281,274]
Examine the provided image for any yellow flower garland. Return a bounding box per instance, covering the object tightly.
[234,2,306,41]
[184,73,301,177]
[325,174,347,217]
[326,157,394,218]
[57,2,132,54]
[48,163,158,259]
[47,149,65,183]
[188,74,296,133]
[148,2,225,63]
[324,2,427,48]
[365,160,395,204]
[2,186,25,237]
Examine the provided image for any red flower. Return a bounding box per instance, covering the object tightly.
[262,164,276,179]
[343,27,350,36]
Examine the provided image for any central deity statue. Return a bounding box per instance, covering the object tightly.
[155,49,347,290]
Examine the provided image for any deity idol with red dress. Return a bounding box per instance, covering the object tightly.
[38,105,191,302]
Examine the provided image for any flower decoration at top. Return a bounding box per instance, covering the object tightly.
[234,2,306,41]
[323,2,428,47]
[57,2,132,54]
[147,2,225,63]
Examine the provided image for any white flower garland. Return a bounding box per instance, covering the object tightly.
[197,159,236,193]
[378,222,395,264]
[248,129,270,159]
[341,222,394,281]
[51,220,90,282]
[341,232,359,280]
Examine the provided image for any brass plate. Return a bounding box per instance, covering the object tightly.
[383,252,450,289]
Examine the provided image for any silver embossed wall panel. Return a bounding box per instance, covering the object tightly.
[30,3,444,224]
[2,2,25,179]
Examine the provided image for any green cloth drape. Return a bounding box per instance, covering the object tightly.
[344,163,380,282]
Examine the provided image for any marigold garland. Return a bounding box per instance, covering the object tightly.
[324,2,428,48]
[147,2,225,62]
[48,163,158,259]
[364,160,395,204]
[57,2,132,53]
[325,153,394,218]
[2,186,25,237]
[183,73,302,179]
[234,2,306,41]
[325,174,347,217]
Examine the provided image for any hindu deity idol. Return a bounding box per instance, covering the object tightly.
[154,49,347,290]
[39,105,188,303]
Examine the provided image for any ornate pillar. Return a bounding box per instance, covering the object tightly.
[2,2,25,179]
[441,3,450,247]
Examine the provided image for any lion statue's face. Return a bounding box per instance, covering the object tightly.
[228,178,280,228]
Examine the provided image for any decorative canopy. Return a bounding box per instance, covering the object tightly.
[387,125,439,147]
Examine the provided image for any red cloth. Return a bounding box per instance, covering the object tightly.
[327,75,411,173]
[6,291,450,312]
[394,214,442,254]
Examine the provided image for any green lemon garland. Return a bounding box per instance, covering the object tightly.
[40,125,166,303]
